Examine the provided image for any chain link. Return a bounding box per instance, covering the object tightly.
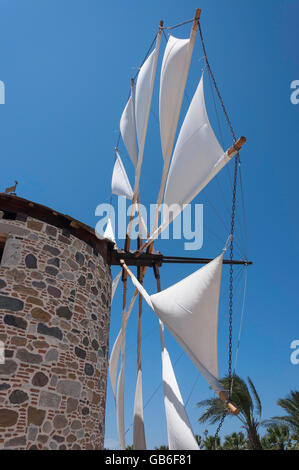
[197,19,239,444]
[214,410,228,449]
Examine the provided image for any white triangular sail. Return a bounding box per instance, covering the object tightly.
[135,48,156,151]
[160,321,199,450]
[120,95,138,168]
[111,271,122,301]
[125,254,225,394]
[109,291,138,399]
[111,150,134,200]
[159,35,190,162]
[162,74,227,224]
[133,369,146,449]
[150,254,224,393]
[104,217,115,243]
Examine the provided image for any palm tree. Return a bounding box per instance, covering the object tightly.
[268,390,299,435]
[197,375,263,450]
[222,432,247,450]
[154,445,169,450]
[261,424,291,450]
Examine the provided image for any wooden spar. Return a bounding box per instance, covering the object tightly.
[152,263,239,417]
[151,8,201,239]
[218,391,239,416]
[136,134,247,256]
[227,136,246,158]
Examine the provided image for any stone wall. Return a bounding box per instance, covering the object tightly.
[0,215,111,449]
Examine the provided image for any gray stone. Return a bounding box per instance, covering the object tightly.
[45,266,58,276]
[78,275,86,286]
[91,339,99,351]
[45,348,59,362]
[32,281,46,289]
[0,359,18,376]
[47,257,60,267]
[56,380,82,398]
[67,397,78,413]
[4,435,26,448]
[16,348,42,364]
[53,434,64,443]
[42,421,52,433]
[71,419,82,430]
[75,252,85,266]
[49,440,58,450]
[28,425,38,441]
[25,254,37,269]
[39,391,61,409]
[0,295,24,312]
[0,279,6,289]
[47,285,61,298]
[43,244,60,256]
[84,363,94,376]
[56,306,72,320]
[9,389,29,404]
[37,323,63,340]
[53,414,68,430]
[0,382,10,391]
[1,239,22,266]
[4,314,27,329]
[32,371,49,387]
[75,347,86,359]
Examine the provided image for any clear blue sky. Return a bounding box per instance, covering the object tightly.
[0,0,298,449]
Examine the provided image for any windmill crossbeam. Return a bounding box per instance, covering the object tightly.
[110,249,252,267]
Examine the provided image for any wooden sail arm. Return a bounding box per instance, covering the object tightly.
[218,391,239,416]
[136,135,247,256]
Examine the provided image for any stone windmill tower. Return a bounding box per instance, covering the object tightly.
[0,194,114,450]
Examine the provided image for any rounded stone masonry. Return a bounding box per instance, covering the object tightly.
[0,194,113,450]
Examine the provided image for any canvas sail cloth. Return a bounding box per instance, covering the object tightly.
[135,48,156,152]
[150,74,231,241]
[120,94,138,168]
[111,150,134,200]
[159,321,199,450]
[159,35,190,162]
[104,217,116,244]
[128,253,225,394]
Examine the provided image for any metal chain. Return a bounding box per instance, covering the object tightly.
[197,19,239,444]
[214,410,228,449]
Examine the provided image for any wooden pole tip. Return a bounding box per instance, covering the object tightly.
[195,8,201,20]
[159,20,164,28]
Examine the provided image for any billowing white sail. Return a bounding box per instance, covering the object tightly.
[163,74,227,224]
[124,254,225,394]
[159,321,199,450]
[109,291,138,399]
[135,49,156,151]
[120,95,138,167]
[111,150,134,200]
[111,271,122,301]
[159,36,190,162]
[150,254,224,393]
[133,369,146,449]
[104,217,115,243]
[116,365,126,449]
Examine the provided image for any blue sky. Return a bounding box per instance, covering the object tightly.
[0,0,298,449]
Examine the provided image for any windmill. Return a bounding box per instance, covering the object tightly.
[104,8,251,450]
